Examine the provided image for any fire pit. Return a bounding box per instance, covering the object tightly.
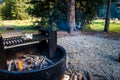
[0,30,66,80]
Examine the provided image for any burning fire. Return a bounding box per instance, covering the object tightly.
[7,55,54,71]
[17,60,24,71]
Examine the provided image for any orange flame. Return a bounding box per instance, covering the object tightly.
[17,60,24,71]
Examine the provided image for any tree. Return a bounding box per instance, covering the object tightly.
[67,0,76,33]
[3,0,13,19]
[1,0,30,20]
[104,0,112,32]
[29,0,67,30]
[29,0,107,32]
[97,4,107,19]
[66,0,107,33]
[10,0,30,20]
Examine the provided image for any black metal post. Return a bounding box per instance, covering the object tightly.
[48,31,57,58]
[0,35,7,70]
[39,30,57,58]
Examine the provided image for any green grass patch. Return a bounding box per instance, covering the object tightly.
[0,20,38,33]
[0,20,33,27]
[1,19,120,33]
[85,19,120,33]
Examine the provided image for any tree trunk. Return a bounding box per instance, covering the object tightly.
[67,0,75,33]
[104,0,112,32]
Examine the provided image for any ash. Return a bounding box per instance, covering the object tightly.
[7,54,54,71]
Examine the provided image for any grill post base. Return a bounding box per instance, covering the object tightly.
[39,30,57,58]
[0,35,7,70]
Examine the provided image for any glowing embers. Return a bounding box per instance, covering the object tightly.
[17,60,24,71]
[7,54,54,71]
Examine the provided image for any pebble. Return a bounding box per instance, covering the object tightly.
[58,35,120,80]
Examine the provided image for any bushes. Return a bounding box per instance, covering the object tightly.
[0,0,31,20]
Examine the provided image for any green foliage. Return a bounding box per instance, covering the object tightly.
[0,3,5,19]
[29,0,107,30]
[29,0,67,30]
[111,2,120,19]
[0,1,11,19]
[0,0,31,20]
[97,4,107,19]
[85,19,120,33]
[97,1,120,19]
[75,0,106,26]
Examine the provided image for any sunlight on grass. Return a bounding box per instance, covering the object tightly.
[0,20,33,27]
[86,19,120,33]
[0,20,37,33]
[109,23,120,33]
[0,19,120,33]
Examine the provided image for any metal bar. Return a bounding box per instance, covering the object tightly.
[0,35,7,70]
[48,31,57,58]
[39,30,57,58]
[4,41,39,49]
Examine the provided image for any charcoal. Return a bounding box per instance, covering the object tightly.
[8,60,13,71]
[8,60,18,71]
[7,54,54,71]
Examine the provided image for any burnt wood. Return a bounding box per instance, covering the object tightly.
[0,30,66,80]
[0,46,66,80]
[0,35,7,70]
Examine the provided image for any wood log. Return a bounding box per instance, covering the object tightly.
[39,56,46,68]
[68,62,77,74]
[82,75,87,80]
[87,71,95,80]
[72,74,77,80]
[61,75,70,80]
[70,73,75,80]
[77,73,83,80]
[8,60,13,71]
[65,68,72,75]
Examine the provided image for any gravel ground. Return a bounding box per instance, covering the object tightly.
[57,35,120,80]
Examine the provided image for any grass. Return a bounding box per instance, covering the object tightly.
[0,20,38,33]
[0,19,120,33]
[85,19,120,33]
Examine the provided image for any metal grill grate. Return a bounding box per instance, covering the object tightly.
[3,34,50,48]
[0,30,57,58]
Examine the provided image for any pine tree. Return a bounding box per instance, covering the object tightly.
[29,0,109,31]
[1,0,30,20]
